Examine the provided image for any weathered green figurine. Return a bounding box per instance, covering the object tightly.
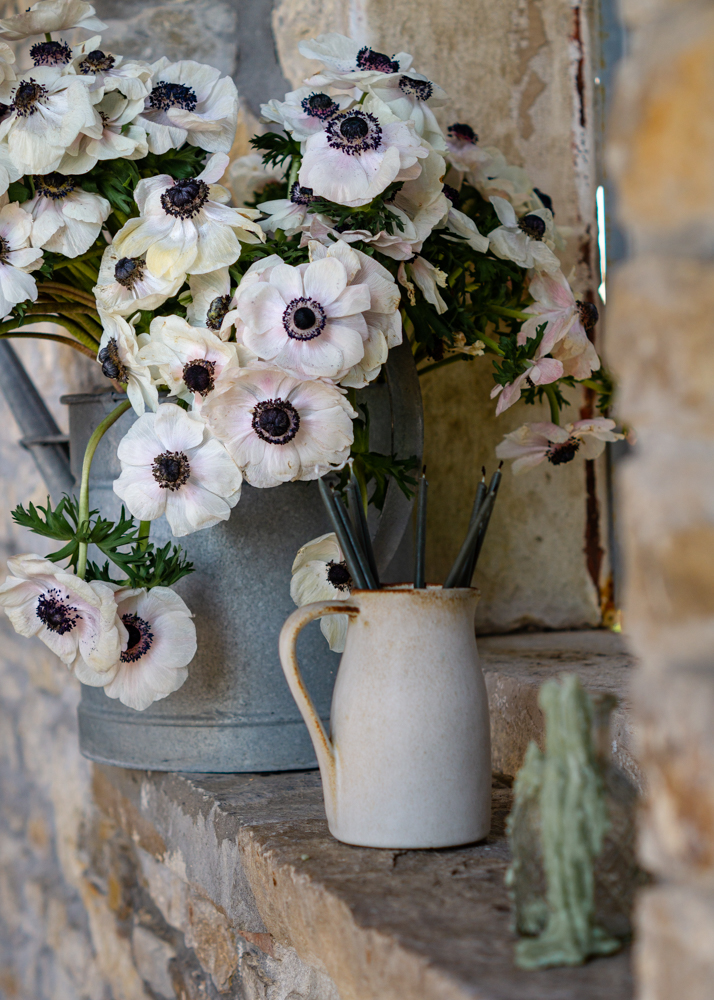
[506,673,637,969]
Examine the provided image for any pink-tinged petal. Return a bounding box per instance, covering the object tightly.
[154,403,204,452]
[113,469,167,521]
[529,358,563,385]
[303,257,348,307]
[269,263,304,303]
[238,284,288,336]
[324,282,371,318]
[116,414,162,466]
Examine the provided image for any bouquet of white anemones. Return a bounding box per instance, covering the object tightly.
[0,11,623,687]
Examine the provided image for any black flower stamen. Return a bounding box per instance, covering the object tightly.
[325,110,382,155]
[252,398,300,445]
[518,214,546,240]
[36,589,80,634]
[12,79,48,117]
[443,184,459,205]
[34,173,76,200]
[161,178,209,219]
[98,338,127,383]
[152,451,190,490]
[547,438,580,466]
[120,613,154,663]
[398,76,433,101]
[301,91,339,119]
[29,40,72,66]
[533,187,554,214]
[114,257,145,289]
[289,182,315,206]
[327,560,351,592]
[448,123,477,143]
[149,81,197,112]
[183,358,215,396]
[206,295,231,331]
[356,47,399,73]
[576,300,599,332]
[78,49,116,73]
[0,235,10,264]
[282,297,326,341]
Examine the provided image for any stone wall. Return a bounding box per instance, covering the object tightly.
[606,0,714,996]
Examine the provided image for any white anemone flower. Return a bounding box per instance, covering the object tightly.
[97,311,158,416]
[94,243,183,316]
[202,367,356,488]
[111,153,264,281]
[444,124,495,174]
[0,202,43,318]
[519,270,601,380]
[308,238,401,388]
[70,35,152,101]
[299,33,412,90]
[299,94,428,208]
[24,172,110,256]
[74,586,196,712]
[236,256,371,381]
[490,353,563,416]
[186,267,234,337]
[258,183,323,239]
[496,419,623,475]
[0,1,106,41]
[261,86,353,141]
[136,58,238,155]
[439,195,490,253]
[487,196,560,273]
[0,67,100,175]
[113,403,242,536]
[139,314,240,407]
[0,41,16,98]
[366,71,447,150]
[398,256,449,315]
[291,532,352,652]
[0,141,22,198]
[0,554,123,672]
[58,91,148,174]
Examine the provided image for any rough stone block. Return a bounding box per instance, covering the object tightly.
[635,884,714,1000]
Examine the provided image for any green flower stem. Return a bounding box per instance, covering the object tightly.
[39,281,97,307]
[287,156,300,192]
[0,314,99,352]
[52,247,105,270]
[45,32,52,42]
[65,310,103,341]
[480,335,506,356]
[69,259,99,284]
[137,520,151,552]
[76,399,132,580]
[0,331,96,360]
[489,304,532,322]
[544,383,561,425]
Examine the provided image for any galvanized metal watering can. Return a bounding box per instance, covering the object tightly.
[279,584,492,848]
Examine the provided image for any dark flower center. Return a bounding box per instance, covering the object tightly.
[576,300,599,332]
[34,172,76,200]
[79,49,116,73]
[160,178,209,219]
[398,76,433,101]
[36,589,80,634]
[356,47,399,73]
[326,110,382,155]
[114,256,145,289]
[518,214,546,240]
[120,613,154,663]
[12,79,48,117]
[533,187,554,214]
[327,560,351,592]
[252,398,300,445]
[29,40,72,66]
[206,294,231,331]
[0,235,10,264]
[98,338,127,383]
[149,81,197,112]
[183,358,215,396]
[152,451,190,490]
[301,91,339,119]
[443,184,459,205]
[282,297,326,341]
[547,438,580,466]
[290,182,315,206]
[448,123,477,143]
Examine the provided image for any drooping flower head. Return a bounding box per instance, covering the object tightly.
[519,270,601,381]
[202,367,356,488]
[74,586,196,712]
[136,57,238,154]
[260,85,352,141]
[0,202,43,318]
[0,1,106,41]
[291,532,352,652]
[97,311,158,416]
[490,353,564,416]
[70,35,152,101]
[23,172,110,256]
[496,419,623,475]
[487,195,560,273]
[58,91,148,175]
[0,554,123,672]
[366,71,448,149]
[111,153,264,280]
[298,33,413,90]
[113,403,243,536]
[94,243,183,316]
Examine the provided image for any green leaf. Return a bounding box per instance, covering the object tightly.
[7,181,31,204]
[250,131,300,170]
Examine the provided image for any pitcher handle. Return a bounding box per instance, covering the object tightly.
[279,601,359,795]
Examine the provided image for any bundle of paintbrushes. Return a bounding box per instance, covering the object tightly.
[318,464,502,590]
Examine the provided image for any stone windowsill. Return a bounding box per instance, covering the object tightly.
[95,630,636,1000]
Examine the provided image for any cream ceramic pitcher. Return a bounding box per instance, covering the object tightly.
[279,584,491,848]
